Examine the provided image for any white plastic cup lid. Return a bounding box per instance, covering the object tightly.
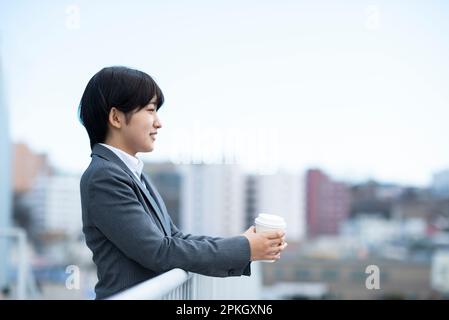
[255,213,286,229]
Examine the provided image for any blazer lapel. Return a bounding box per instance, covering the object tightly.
[91,144,170,236]
[134,174,170,236]
[140,174,170,228]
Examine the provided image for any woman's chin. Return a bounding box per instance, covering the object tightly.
[145,143,155,152]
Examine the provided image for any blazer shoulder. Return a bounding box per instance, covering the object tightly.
[80,155,133,191]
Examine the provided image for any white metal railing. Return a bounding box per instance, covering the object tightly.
[108,262,262,300]
[0,227,40,299]
[109,269,195,300]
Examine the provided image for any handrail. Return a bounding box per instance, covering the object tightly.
[107,262,262,300]
[108,268,192,300]
[0,228,28,299]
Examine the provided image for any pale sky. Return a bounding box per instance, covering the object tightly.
[1,0,449,186]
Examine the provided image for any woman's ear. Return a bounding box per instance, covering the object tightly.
[108,107,123,129]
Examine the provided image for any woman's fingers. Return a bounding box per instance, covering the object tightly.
[269,242,288,256]
[269,240,288,248]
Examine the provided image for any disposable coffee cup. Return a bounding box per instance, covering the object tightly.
[255,213,286,262]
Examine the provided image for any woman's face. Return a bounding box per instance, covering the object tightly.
[121,95,162,155]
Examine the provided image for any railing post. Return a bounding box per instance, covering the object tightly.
[0,228,30,300]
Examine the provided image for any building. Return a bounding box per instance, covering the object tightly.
[143,162,182,227]
[350,181,404,219]
[431,249,449,296]
[179,164,245,237]
[11,144,53,240]
[305,169,350,238]
[0,54,12,292]
[340,215,402,249]
[262,255,433,299]
[24,172,82,237]
[245,175,258,230]
[13,143,52,193]
[42,173,82,235]
[245,172,305,242]
[432,169,449,198]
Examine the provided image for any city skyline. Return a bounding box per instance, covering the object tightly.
[9,140,449,189]
[1,0,449,187]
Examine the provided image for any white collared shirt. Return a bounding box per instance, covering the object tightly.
[99,143,146,187]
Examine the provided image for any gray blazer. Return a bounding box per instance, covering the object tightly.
[80,144,251,299]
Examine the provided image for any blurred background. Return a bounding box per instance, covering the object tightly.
[1,0,449,299]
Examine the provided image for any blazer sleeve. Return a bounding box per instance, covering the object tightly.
[168,216,252,276]
[87,163,251,277]
[169,217,223,241]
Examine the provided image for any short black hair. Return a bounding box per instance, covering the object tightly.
[78,66,164,149]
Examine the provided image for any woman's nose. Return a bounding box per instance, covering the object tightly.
[154,117,162,129]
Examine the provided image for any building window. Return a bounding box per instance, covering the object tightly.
[350,271,366,283]
[296,269,311,281]
[321,270,338,281]
[275,269,284,279]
